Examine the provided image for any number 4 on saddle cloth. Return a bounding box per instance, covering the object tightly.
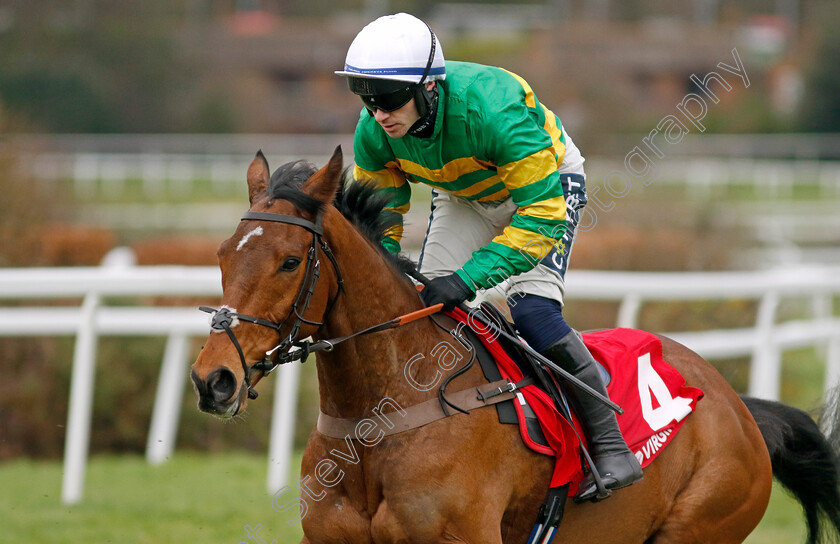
[444,304,705,495]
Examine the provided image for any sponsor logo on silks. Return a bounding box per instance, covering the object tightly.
[634,428,674,464]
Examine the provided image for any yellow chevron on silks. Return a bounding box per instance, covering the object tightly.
[383,223,404,241]
[354,163,407,191]
[519,194,568,224]
[497,148,558,191]
[541,106,567,165]
[353,163,411,245]
[503,68,567,166]
[502,69,538,109]
[396,156,495,182]
[493,225,566,261]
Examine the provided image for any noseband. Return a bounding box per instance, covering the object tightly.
[200,209,343,400]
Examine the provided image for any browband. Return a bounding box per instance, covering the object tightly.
[241,211,323,235]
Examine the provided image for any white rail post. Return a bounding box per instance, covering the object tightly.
[101,156,128,200]
[73,153,99,200]
[687,160,713,200]
[140,153,166,199]
[210,156,238,196]
[812,293,833,360]
[617,292,642,329]
[168,158,195,198]
[146,332,190,465]
[748,290,781,400]
[61,292,101,505]
[267,362,300,494]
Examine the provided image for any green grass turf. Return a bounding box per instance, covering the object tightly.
[0,453,304,544]
[0,453,819,544]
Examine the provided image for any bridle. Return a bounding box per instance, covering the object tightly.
[199,204,450,402]
[200,208,343,400]
[200,208,445,401]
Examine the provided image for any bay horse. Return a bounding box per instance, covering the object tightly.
[190,147,840,544]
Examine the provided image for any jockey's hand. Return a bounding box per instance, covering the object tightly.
[420,272,474,312]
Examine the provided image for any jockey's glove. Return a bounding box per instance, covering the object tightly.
[420,272,474,312]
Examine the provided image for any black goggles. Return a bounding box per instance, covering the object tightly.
[360,85,417,113]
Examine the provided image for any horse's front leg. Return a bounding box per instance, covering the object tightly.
[298,434,373,544]
[298,483,372,543]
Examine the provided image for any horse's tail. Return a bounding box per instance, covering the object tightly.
[742,393,840,544]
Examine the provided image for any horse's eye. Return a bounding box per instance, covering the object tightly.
[280,257,301,272]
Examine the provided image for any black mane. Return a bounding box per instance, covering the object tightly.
[334,173,418,275]
[267,160,323,216]
[266,159,417,275]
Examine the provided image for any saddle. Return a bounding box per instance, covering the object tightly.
[445,302,705,492]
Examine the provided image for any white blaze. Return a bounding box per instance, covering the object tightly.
[237,226,264,251]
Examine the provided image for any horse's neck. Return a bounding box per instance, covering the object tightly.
[314,215,455,418]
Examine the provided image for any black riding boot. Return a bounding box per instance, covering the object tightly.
[543,330,643,502]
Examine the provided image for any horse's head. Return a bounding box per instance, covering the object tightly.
[191,147,344,417]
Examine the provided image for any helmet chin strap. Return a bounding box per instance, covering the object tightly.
[409,22,438,131]
[408,85,438,137]
[411,21,436,115]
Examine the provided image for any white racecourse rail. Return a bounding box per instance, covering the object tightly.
[0,259,297,505]
[1,260,839,504]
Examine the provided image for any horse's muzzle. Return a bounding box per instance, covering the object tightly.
[191,368,243,418]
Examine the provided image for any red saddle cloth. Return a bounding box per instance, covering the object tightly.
[448,309,704,491]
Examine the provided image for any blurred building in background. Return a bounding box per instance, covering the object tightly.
[0,0,837,142]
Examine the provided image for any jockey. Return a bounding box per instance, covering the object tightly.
[336,12,642,501]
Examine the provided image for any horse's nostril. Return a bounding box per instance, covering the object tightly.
[207,368,237,403]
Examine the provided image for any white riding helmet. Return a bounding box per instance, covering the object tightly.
[335,12,445,97]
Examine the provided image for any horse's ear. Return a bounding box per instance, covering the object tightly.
[247,150,270,204]
[302,146,343,204]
